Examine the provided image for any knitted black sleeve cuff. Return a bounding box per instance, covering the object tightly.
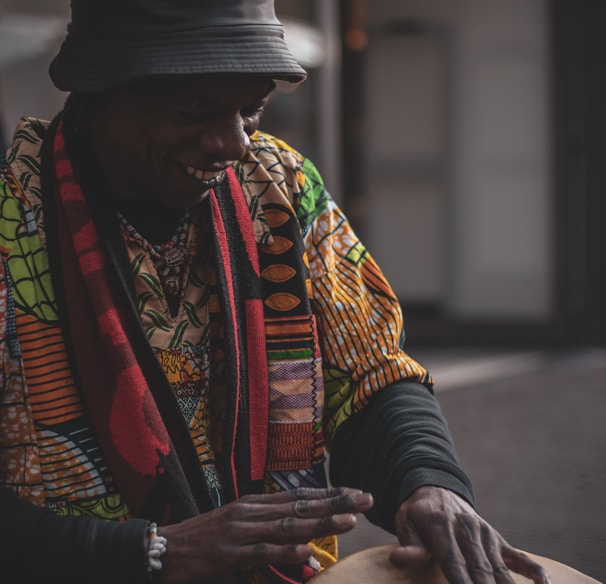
[0,486,149,583]
[329,381,474,533]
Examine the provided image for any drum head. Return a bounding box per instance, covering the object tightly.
[310,544,600,584]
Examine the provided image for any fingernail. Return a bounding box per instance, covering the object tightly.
[352,492,372,505]
[335,513,356,527]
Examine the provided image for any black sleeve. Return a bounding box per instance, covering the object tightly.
[0,486,149,584]
[329,381,474,534]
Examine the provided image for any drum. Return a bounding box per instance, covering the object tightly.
[309,544,601,584]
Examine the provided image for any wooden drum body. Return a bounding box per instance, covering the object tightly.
[310,544,601,584]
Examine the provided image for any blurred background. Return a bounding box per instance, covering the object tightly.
[1,0,604,581]
[3,0,603,348]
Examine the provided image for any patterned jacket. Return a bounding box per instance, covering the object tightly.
[0,117,430,569]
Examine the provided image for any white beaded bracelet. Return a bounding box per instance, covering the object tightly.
[147,522,168,576]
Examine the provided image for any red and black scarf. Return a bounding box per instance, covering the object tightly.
[40,110,271,522]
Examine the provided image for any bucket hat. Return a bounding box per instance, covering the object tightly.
[50,0,307,93]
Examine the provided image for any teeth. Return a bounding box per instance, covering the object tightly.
[185,165,224,182]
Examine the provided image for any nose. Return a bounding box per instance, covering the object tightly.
[197,115,251,163]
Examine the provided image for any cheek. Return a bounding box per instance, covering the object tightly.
[152,123,200,156]
[136,127,184,170]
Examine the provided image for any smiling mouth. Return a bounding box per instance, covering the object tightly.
[185,165,227,191]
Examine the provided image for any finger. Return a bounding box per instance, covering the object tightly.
[232,491,373,522]
[291,490,373,517]
[477,524,518,584]
[453,514,506,584]
[502,546,552,584]
[240,542,315,568]
[237,512,359,544]
[436,549,475,584]
[389,544,432,570]
[408,520,475,584]
[397,516,474,584]
[241,487,360,505]
[391,518,431,569]
[270,512,359,541]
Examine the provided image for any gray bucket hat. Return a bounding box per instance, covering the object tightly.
[50,0,307,92]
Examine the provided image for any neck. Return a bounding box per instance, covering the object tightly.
[112,194,186,245]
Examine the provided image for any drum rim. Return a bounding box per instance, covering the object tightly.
[309,543,601,584]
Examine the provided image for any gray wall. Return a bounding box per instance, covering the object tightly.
[365,0,552,319]
[0,0,68,142]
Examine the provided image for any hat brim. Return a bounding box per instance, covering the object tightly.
[50,24,307,92]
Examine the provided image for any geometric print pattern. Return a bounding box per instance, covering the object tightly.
[247,132,431,445]
[265,315,324,471]
[0,125,129,519]
[1,120,431,574]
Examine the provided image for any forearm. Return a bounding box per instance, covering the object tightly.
[0,486,148,583]
[329,381,474,533]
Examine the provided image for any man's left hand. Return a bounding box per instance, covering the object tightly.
[390,486,551,583]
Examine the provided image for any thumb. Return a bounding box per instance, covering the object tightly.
[389,527,431,569]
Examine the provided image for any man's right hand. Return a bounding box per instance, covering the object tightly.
[157,487,374,584]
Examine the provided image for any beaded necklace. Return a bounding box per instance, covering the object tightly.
[117,209,192,299]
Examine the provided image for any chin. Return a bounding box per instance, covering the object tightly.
[154,188,210,210]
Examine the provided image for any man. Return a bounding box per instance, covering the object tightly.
[0,1,550,583]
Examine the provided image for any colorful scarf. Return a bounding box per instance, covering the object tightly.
[39,107,328,581]
[41,115,273,520]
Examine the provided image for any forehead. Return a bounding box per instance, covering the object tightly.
[124,74,276,106]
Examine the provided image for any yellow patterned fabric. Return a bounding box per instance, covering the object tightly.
[242,133,432,445]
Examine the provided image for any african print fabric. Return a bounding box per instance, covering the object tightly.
[0,117,431,576]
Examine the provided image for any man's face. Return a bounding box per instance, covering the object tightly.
[90,75,275,209]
